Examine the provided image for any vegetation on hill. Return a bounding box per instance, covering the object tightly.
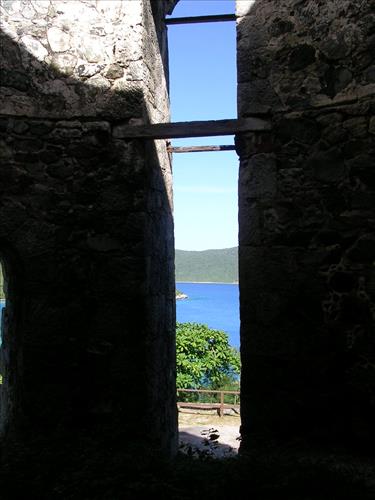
[175,247,238,283]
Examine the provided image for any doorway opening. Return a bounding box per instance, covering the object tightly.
[0,260,6,375]
[0,257,8,433]
[166,0,241,457]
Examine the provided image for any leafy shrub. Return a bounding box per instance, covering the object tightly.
[176,322,240,390]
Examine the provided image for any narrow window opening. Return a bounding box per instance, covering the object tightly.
[167,0,241,458]
[0,258,8,433]
[0,260,6,379]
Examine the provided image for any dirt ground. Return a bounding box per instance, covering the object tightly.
[178,410,241,459]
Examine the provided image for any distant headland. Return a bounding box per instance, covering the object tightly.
[175,247,238,283]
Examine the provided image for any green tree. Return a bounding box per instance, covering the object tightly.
[176,322,240,389]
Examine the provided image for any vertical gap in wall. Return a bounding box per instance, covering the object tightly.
[0,260,5,383]
[0,258,7,431]
[173,145,241,455]
[167,0,241,456]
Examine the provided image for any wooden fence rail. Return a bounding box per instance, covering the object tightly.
[177,388,240,418]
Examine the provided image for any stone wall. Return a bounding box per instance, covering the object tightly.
[1,0,159,120]
[0,0,177,456]
[237,0,375,450]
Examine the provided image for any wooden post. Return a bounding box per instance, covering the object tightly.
[220,391,224,418]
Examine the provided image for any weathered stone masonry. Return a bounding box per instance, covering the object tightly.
[1,0,375,464]
[237,0,375,450]
[0,0,177,455]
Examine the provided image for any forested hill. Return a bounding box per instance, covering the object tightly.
[175,247,238,283]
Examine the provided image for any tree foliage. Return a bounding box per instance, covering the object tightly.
[176,322,240,389]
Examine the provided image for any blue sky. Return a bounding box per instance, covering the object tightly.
[167,0,238,251]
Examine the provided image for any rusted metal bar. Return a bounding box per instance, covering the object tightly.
[113,118,271,140]
[167,144,236,153]
[165,14,236,25]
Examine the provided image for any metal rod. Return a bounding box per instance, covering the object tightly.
[165,14,236,25]
[167,145,236,153]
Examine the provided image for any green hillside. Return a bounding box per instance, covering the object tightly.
[175,247,238,283]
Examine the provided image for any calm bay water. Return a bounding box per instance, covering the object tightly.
[176,282,240,348]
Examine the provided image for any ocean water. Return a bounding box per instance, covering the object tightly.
[176,282,240,348]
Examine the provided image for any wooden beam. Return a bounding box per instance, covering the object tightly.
[165,14,236,25]
[113,118,270,140]
[167,145,236,153]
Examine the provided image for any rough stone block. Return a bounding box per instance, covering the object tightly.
[238,0,375,451]
[240,154,277,200]
[0,0,177,461]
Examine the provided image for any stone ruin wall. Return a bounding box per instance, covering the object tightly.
[2,0,374,460]
[237,0,375,450]
[0,0,177,455]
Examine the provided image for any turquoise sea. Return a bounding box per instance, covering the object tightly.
[176,282,240,348]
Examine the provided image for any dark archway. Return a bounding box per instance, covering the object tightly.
[0,243,21,438]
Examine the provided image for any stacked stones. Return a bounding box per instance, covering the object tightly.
[0,0,177,457]
[0,0,172,121]
[237,0,375,450]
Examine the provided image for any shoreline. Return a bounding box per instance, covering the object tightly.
[176,281,238,285]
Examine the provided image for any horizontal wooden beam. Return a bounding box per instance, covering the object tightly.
[113,118,270,140]
[165,14,236,25]
[167,145,236,153]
